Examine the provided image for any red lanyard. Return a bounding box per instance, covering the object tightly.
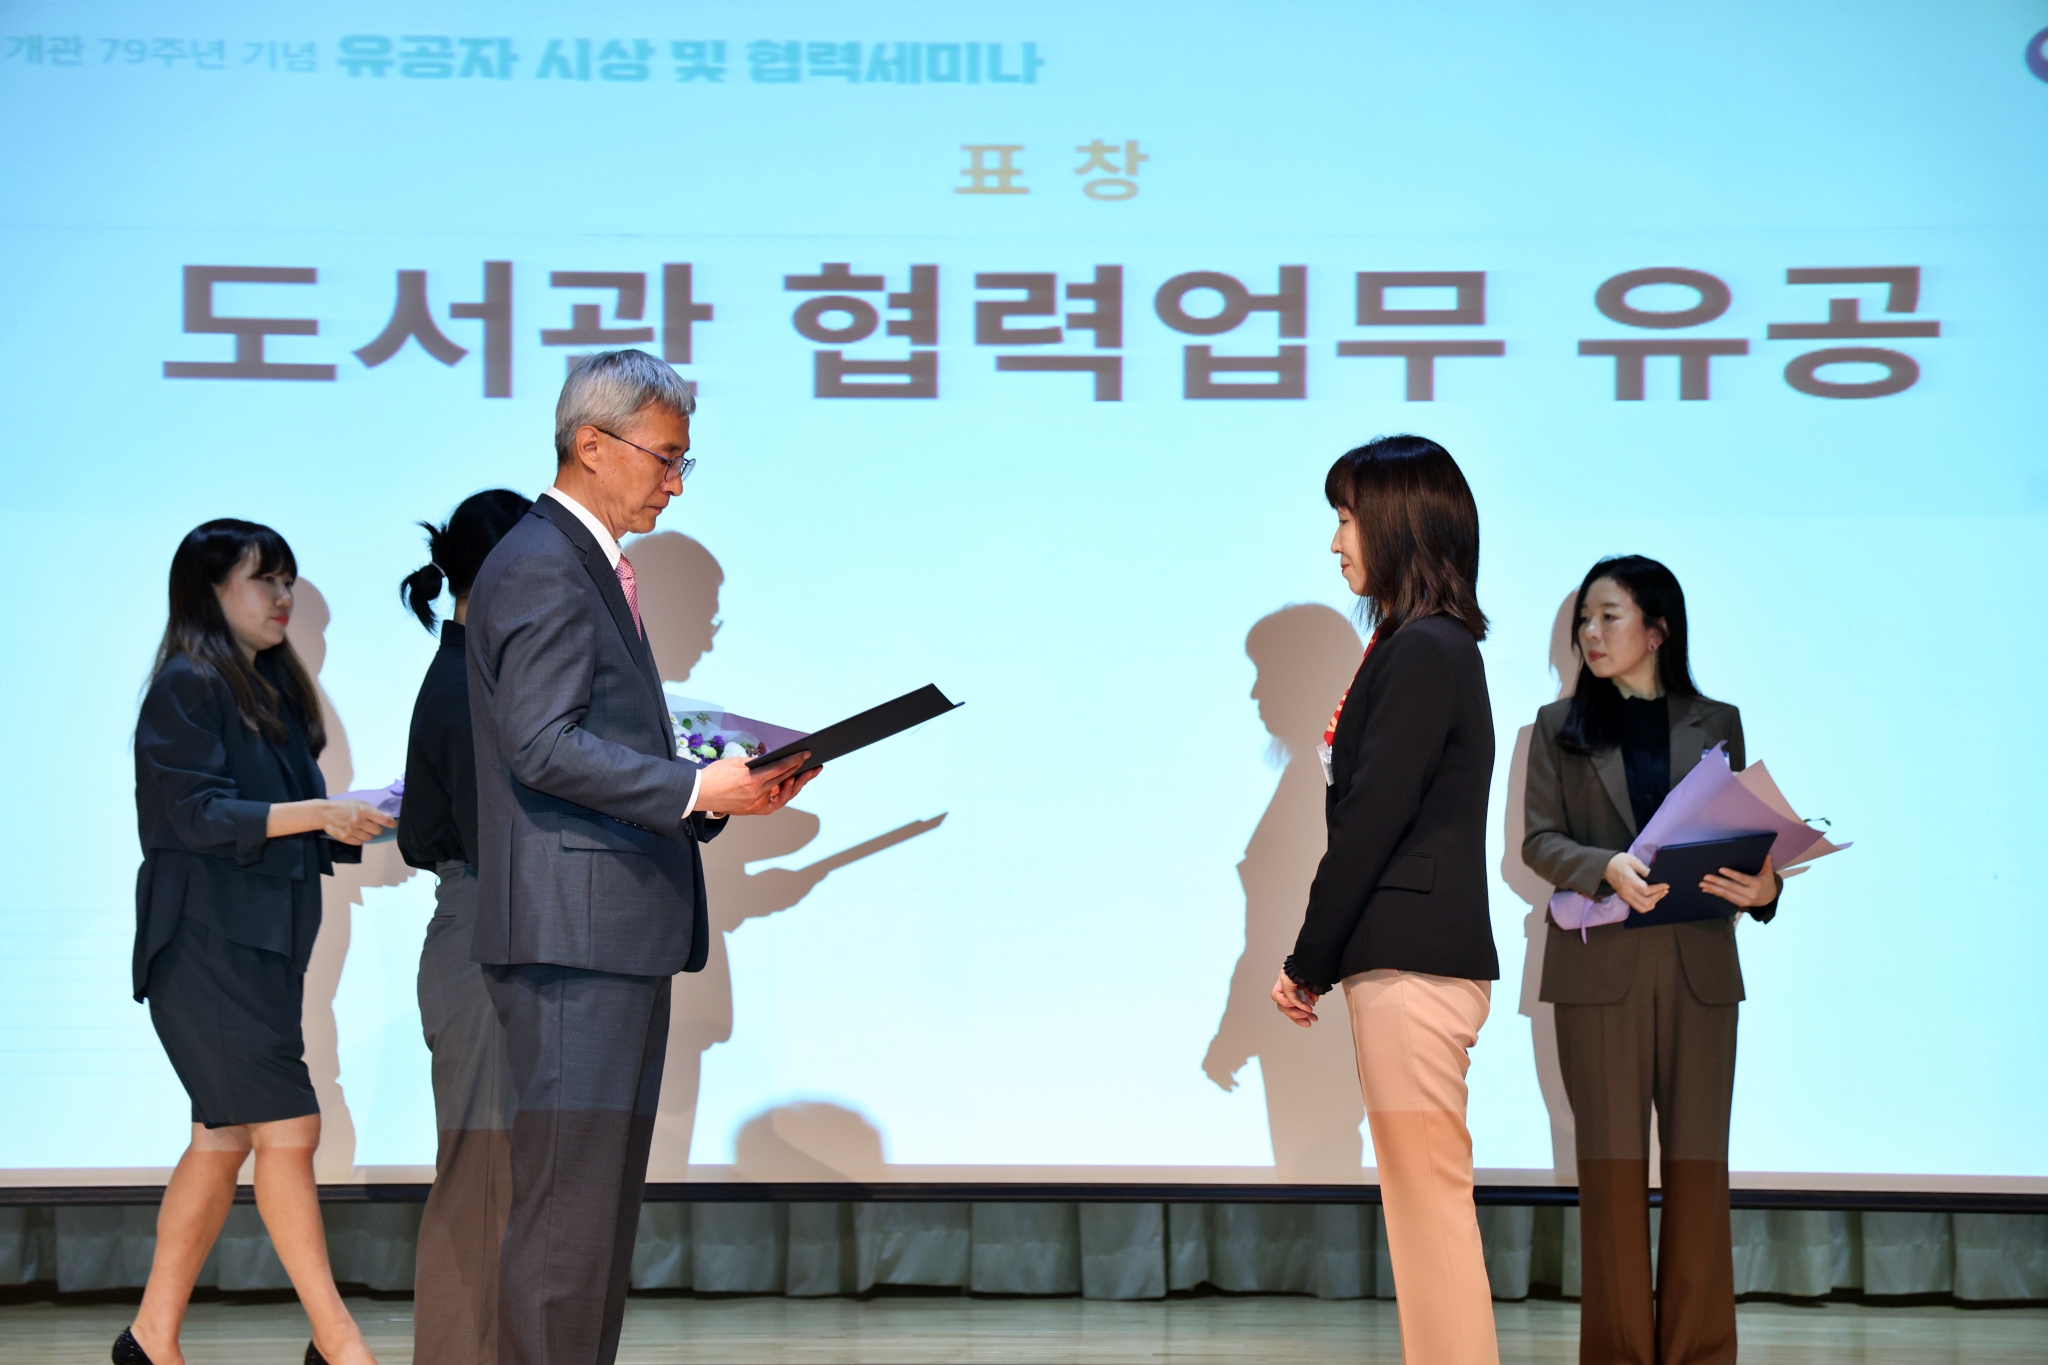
[1322,627,1383,749]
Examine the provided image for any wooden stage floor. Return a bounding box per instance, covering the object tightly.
[2,1293,2043,1364]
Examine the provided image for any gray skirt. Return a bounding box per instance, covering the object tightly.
[147,917,319,1129]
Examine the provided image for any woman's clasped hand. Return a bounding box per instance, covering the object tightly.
[262,797,395,845]
[1269,969,1320,1027]
[1605,850,1669,914]
[1701,853,1777,909]
[1607,849,1779,913]
[318,799,394,845]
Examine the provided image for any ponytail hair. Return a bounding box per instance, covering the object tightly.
[399,561,446,631]
[402,489,533,632]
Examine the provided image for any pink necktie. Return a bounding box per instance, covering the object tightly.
[615,554,643,637]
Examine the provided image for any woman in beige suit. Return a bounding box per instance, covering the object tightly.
[1522,555,1780,1365]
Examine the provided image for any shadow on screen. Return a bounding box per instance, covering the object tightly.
[630,529,723,684]
[1201,604,1370,1180]
[731,1101,888,1181]
[1503,590,1581,1181]
[627,531,942,1178]
[287,579,420,1181]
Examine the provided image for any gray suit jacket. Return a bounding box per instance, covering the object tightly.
[466,496,722,977]
[1523,692,1774,1006]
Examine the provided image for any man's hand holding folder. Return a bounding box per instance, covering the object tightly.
[698,751,818,817]
[672,684,963,818]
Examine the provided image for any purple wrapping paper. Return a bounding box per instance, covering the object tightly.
[334,776,404,817]
[664,689,810,769]
[1548,743,1834,934]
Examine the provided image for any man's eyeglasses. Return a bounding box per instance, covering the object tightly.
[594,426,696,484]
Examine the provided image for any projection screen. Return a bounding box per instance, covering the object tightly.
[2,1,2043,1194]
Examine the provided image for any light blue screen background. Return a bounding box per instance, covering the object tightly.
[1,1,2043,1187]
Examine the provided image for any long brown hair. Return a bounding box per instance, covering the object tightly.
[151,519,327,754]
[1324,434,1487,640]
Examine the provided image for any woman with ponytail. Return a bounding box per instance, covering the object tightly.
[123,520,390,1365]
[395,489,532,1365]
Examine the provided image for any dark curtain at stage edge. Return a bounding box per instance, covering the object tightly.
[3,1203,2044,1302]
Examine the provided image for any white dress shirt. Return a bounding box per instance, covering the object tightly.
[543,486,706,819]
[544,485,621,568]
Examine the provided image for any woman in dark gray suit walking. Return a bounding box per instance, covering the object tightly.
[396,489,531,1365]
[1522,555,1781,1365]
[123,520,391,1365]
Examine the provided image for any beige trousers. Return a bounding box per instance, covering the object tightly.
[1344,969,1499,1365]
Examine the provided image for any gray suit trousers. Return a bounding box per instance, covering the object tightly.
[415,864,515,1365]
[484,962,671,1365]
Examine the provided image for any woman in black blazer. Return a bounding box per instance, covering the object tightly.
[1521,555,1779,1365]
[1277,435,1500,1365]
[122,520,390,1365]
[395,489,530,1365]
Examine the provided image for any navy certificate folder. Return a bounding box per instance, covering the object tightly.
[745,685,961,777]
[1628,832,1777,928]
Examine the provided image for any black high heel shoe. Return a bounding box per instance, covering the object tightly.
[111,1328,154,1365]
[304,1343,328,1365]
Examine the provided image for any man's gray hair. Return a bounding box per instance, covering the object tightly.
[554,349,698,464]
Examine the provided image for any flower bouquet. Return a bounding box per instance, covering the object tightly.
[1548,742,1847,938]
[663,686,810,769]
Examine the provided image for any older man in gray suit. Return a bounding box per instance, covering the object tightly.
[467,349,815,1365]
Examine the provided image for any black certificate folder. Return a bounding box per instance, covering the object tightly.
[1628,832,1776,928]
[746,685,962,776]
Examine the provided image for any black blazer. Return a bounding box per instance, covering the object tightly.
[1288,614,1499,989]
[399,621,478,871]
[466,496,722,977]
[131,651,351,1000]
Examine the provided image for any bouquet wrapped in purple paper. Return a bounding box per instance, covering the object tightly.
[662,686,810,770]
[1548,742,1847,938]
